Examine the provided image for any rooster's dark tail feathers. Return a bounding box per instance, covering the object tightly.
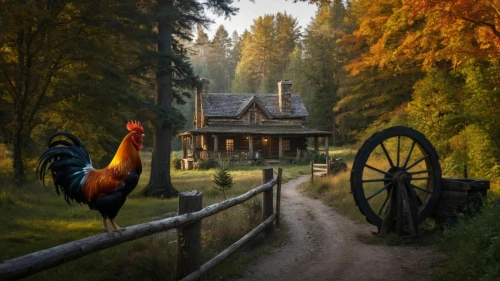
[37,132,93,205]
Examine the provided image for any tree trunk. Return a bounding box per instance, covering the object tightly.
[12,125,26,185]
[146,0,178,197]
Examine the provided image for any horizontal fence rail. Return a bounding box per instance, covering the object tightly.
[197,150,262,160]
[311,161,330,182]
[180,213,277,281]
[0,176,279,281]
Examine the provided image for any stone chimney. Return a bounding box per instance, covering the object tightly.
[278,80,292,114]
[195,78,209,129]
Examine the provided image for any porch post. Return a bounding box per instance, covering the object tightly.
[213,135,218,158]
[183,136,188,158]
[191,135,196,160]
[324,136,329,158]
[249,136,253,158]
[314,136,319,153]
[279,136,283,159]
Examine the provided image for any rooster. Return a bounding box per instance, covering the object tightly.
[37,121,144,233]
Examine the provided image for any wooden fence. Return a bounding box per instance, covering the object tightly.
[0,168,283,281]
[310,161,330,182]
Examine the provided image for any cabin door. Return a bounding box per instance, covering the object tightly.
[261,136,271,158]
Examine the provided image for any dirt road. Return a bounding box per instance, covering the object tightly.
[235,175,445,281]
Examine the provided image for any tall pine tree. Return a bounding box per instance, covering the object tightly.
[146,0,237,197]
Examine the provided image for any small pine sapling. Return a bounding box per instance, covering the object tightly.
[212,167,234,200]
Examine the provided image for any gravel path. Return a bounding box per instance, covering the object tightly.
[234,175,445,281]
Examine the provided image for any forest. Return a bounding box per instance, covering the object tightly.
[1,0,500,184]
[188,0,500,182]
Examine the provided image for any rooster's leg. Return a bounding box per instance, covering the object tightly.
[102,216,111,235]
[110,219,125,233]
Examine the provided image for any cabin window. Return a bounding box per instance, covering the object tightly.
[226,139,234,151]
[283,139,290,151]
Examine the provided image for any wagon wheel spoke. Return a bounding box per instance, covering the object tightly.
[411,177,433,180]
[410,184,432,194]
[397,136,401,167]
[380,142,395,168]
[365,182,392,201]
[406,155,429,170]
[362,178,389,183]
[402,141,416,169]
[409,170,430,175]
[365,164,392,177]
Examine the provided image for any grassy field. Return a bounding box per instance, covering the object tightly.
[0,152,308,281]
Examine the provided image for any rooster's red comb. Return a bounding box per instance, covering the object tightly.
[127,120,144,133]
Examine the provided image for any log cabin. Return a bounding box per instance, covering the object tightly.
[178,79,331,169]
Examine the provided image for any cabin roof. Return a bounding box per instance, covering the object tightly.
[179,125,331,136]
[202,93,308,118]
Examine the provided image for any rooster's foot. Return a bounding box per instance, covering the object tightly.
[110,220,125,234]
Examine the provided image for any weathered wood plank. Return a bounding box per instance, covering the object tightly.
[313,168,328,172]
[276,168,283,227]
[262,168,274,234]
[0,179,277,281]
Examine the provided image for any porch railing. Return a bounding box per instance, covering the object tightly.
[197,150,262,160]
[296,149,329,158]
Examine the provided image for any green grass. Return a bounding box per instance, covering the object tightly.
[0,153,308,281]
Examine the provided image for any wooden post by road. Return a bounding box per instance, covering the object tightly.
[176,190,203,280]
[276,168,283,227]
[310,162,314,183]
[262,168,274,233]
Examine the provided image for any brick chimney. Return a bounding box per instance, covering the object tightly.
[195,78,209,129]
[278,80,292,114]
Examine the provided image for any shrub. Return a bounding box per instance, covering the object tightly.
[197,158,218,170]
[170,152,181,170]
[434,197,500,280]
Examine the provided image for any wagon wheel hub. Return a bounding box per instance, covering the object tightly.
[393,171,412,184]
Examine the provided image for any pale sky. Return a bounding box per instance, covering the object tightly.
[206,0,318,38]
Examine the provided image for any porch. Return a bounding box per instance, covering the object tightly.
[178,125,332,169]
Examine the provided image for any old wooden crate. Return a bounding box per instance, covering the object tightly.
[434,178,490,222]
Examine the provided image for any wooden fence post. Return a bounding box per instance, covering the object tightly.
[176,190,203,280]
[262,168,274,232]
[310,162,314,183]
[326,158,331,175]
[276,168,283,227]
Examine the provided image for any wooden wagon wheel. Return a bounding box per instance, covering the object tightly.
[350,126,442,229]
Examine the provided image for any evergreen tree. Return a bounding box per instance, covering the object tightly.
[232,13,300,93]
[146,0,237,197]
[301,1,346,134]
[212,167,234,200]
[208,25,232,92]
